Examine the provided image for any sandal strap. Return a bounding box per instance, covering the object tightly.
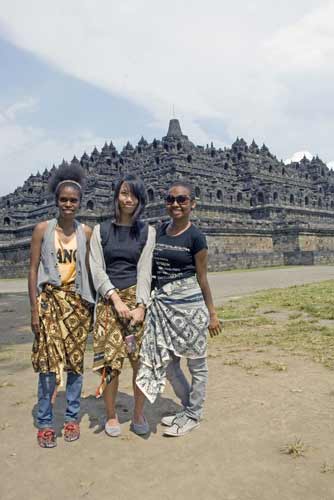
[38,428,56,442]
[64,422,79,430]
[64,422,80,439]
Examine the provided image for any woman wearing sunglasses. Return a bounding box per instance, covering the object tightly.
[137,181,221,437]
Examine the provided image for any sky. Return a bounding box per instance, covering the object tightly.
[1,0,334,196]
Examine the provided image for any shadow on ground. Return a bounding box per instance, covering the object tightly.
[31,389,182,438]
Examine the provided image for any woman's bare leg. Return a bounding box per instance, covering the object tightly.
[103,373,119,425]
[130,359,146,424]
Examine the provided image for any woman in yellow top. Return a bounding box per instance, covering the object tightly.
[55,229,77,284]
[29,164,94,448]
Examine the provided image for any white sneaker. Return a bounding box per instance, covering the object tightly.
[163,415,200,437]
[161,411,185,427]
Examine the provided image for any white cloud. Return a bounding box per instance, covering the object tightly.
[264,2,334,73]
[284,153,334,170]
[284,151,313,165]
[3,96,39,120]
[0,1,333,176]
[0,99,122,196]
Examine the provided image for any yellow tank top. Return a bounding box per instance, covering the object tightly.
[55,232,77,284]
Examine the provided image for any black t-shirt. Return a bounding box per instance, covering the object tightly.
[153,223,207,288]
[101,222,148,290]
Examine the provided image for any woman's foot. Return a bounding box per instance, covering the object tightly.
[163,415,200,437]
[37,428,57,448]
[130,415,149,435]
[161,411,185,427]
[64,422,80,442]
[105,417,121,437]
[132,413,146,425]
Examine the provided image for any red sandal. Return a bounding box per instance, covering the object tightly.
[37,428,57,448]
[64,422,80,442]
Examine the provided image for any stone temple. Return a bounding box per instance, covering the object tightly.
[1,119,334,278]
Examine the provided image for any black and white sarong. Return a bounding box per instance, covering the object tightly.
[136,276,209,403]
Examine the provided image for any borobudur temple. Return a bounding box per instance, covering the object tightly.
[1,119,334,278]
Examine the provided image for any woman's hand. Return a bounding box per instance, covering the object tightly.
[28,222,46,336]
[110,293,132,320]
[130,306,145,326]
[208,312,222,338]
[195,249,222,338]
[31,309,40,337]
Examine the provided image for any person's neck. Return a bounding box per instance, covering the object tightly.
[57,217,75,234]
[118,214,133,225]
[168,218,190,234]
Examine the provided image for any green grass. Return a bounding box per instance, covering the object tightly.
[214,280,334,369]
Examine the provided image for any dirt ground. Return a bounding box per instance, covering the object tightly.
[1,283,334,499]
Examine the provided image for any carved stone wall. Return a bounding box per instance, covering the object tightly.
[1,119,334,277]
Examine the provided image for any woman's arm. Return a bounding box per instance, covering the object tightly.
[195,248,222,337]
[83,224,95,296]
[89,225,131,319]
[83,224,93,270]
[136,225,155,305]
[89,225,115,296]
[131,225,156,326]
[28,221,47,337]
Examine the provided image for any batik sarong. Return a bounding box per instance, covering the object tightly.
[92,285,144,397]
[136,276,209,403]
[31,283,92,385]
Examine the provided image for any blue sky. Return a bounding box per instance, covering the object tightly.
[1,38,150,134]
[1,0,334,195]
[0,37,162,195]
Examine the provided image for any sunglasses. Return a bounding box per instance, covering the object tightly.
[165,195,191,205]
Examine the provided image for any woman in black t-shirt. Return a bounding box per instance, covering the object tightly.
[137,181,221,437]
[90,174,155,437]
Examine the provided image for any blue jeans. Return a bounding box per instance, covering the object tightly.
[166,353,208,422]
[37,371,83,428]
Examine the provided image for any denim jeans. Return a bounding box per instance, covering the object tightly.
[37,371,83,428]
[166,353,208,422]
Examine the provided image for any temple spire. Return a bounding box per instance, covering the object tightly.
[166,119,183,138]
[163,118,189,142]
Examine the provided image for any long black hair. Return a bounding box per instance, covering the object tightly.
[49,164,85,201]
[113,174,147,236]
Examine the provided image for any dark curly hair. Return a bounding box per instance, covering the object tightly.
[48,164,85,200]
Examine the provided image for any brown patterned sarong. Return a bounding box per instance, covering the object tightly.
[31,284,93,385]
[92,286,144,397]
